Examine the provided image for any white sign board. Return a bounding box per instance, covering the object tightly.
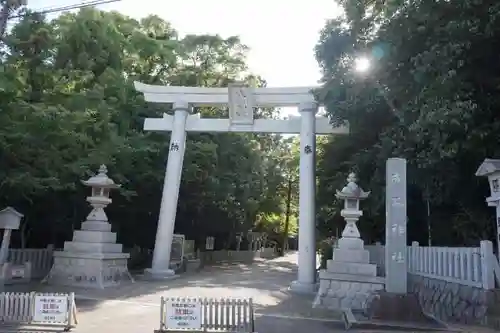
[10,267,25,278]
[33,295,68,323]
[228,83,255,125]
[205,236,215,250]
[165,299,202,330]
[171,234,185,261]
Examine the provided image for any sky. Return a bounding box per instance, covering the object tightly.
[26,0,342,115]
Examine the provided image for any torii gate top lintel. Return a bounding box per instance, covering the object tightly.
[134,81,349,135]
[134,81,319,107]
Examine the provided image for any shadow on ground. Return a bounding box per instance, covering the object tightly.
[254,316,345,332]
[6,255,303,304]
[3,253,346,333]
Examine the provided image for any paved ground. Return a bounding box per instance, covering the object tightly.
[4,252,497,333]
[9,253,350,332]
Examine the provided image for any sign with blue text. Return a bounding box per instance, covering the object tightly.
[33,295,68,323]
[165,298,202,330]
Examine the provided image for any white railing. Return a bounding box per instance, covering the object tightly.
[490,245,500,287]
[158,297,254,332]
[7,246,54,279]
[365,240,499,289]
[366,243,385,276]
[0,292,77,330]
[365,242,386,273]
[407,241,484,288]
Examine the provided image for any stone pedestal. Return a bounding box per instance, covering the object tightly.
[46,165,131,289]
[314,242,385,310]
[47,221,131,288]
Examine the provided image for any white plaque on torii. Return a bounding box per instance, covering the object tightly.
[228,82,254,126]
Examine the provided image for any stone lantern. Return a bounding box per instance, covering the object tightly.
[476,159,500,205]
[335,172,370,244]
[47,165,131,289]
[314,172,384,311]
[475,158,500,253]
[81,164,120,227]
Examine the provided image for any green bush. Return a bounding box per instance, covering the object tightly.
[318,237,335,269]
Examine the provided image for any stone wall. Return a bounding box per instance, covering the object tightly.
[409,274,499,325]
[314,270,385,310]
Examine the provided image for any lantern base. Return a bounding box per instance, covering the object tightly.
[45,215,132,289]
[332,248,370,264]
[314,235,384,311]
[313,272,385,310]
[326,260,377,276]
[45,251,132,289]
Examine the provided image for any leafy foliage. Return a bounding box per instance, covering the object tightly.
[0,8,298,250]
[316,0,500,246]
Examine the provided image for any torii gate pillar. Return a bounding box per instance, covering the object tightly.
[134,82,349,293]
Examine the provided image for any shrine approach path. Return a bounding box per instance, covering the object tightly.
[12,252,488,333]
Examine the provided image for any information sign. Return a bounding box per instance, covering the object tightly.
[165,299,202,330]
[33,295,68,323]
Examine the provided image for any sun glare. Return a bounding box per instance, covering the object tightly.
[355,57,371,73]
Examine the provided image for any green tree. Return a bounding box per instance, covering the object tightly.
[315,0,500,246]
[0,8,292,252]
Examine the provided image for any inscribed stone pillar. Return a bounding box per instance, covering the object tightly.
[385,158,408,293]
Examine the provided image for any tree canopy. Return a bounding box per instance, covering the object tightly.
[315,0,500,246]
[0,7,298,250]
[3,0,499,253]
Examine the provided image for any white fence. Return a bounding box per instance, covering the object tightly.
[0,292,77,330]
[158,297,255,332]
[6,246,53,279]
[365,240,500,289]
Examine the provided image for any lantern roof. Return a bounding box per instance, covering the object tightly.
[475,158,500,177]
[82,165,120,189]
[0,206,23,230]
[0,206,23,218]
[335,173,370,200]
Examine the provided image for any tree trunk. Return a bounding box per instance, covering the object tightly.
[280,176,293,256]
[20,219,29,249]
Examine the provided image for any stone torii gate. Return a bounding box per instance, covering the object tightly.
[134,82,349,293]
